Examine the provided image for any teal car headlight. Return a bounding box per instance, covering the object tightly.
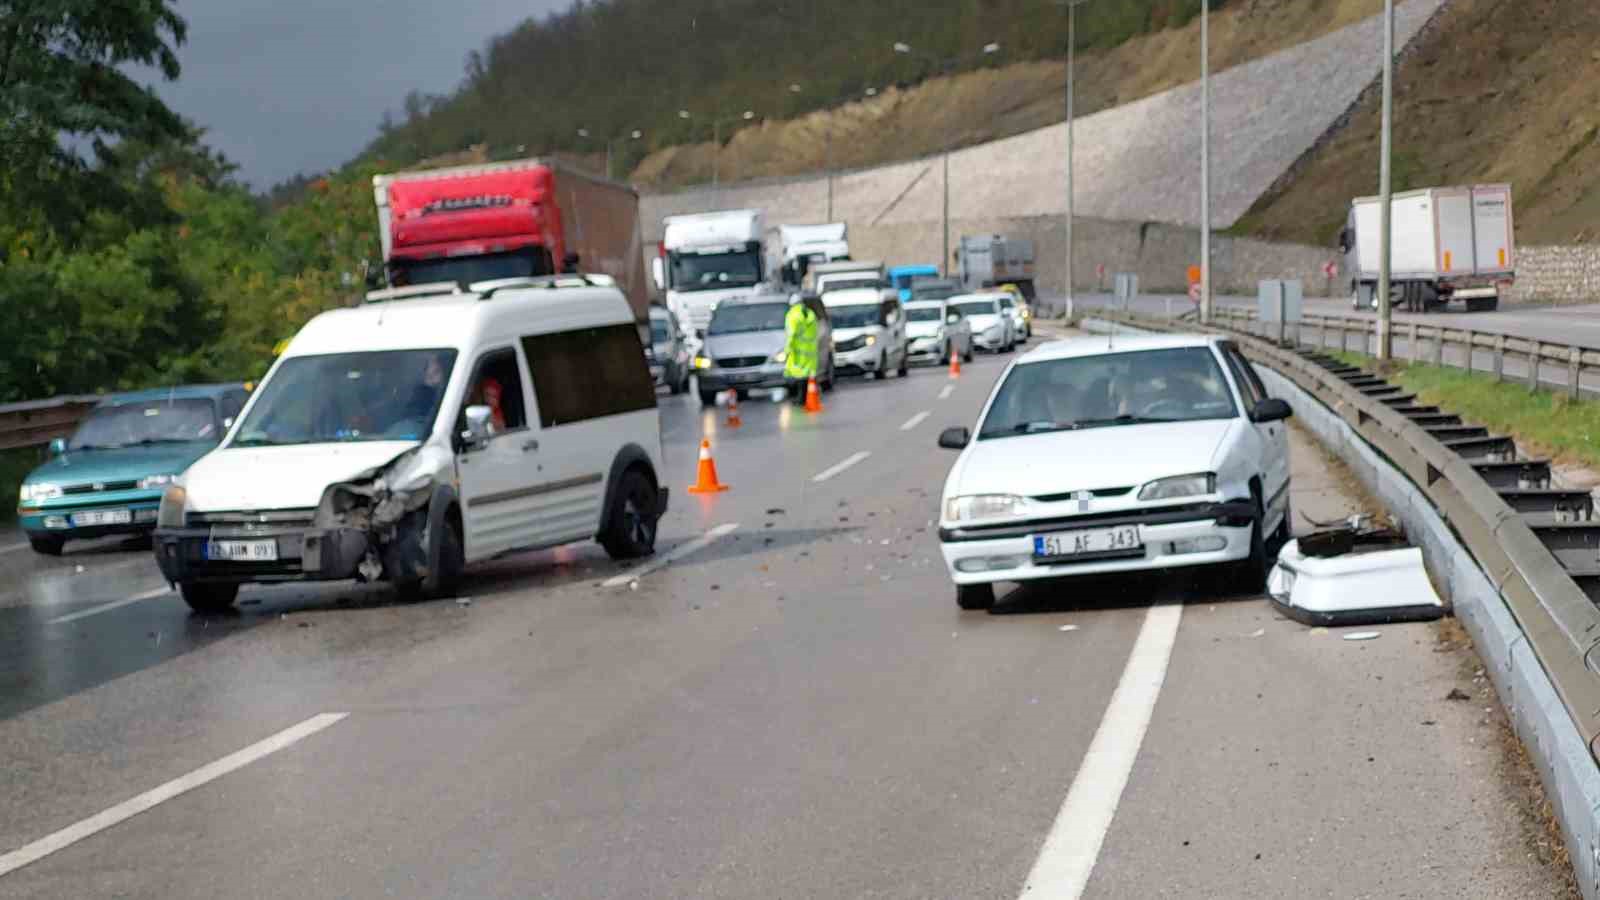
[20,483,62,503]
[138,474,177,490]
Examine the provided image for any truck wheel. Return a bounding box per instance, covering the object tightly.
[956,583,995,611]
[181,582,239,614]
[600,468,660,560]
[28,535,64,556]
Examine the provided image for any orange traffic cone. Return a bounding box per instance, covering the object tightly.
[686,439,729,494]
[724,390,742,428]
[949,353,962,378]
[804,377,824,414]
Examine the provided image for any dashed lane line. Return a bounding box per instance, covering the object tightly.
[47,587,172,625]
[938,384,955,400]
[602,523,740,588]
[0,713,349,879]
[1019,603,1184,899]
[899,411,932,432]
[812,451,871,484]
[0,541,31,556]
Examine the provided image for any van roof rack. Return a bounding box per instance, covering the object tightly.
[364,282,463,304]
[471,273,618,298]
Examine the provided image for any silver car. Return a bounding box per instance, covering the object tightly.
[693,295,834,406]
[950,293,1017,353]
[646,306,691,394]
[904,300,973,366]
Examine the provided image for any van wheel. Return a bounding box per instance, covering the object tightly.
[29,535,64,556]
[601,469,660,560]
[182,582,239,614]
[956,583,995,611]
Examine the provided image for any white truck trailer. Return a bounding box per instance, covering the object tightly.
[1341,184,1515,313]
[653,209,766,339]
[957,234,1037,301]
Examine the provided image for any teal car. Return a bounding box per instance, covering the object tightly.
[18,384,250,555]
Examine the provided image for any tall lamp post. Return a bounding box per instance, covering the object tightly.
[892,40,1002,275]
[1200,0,1213,324]
[1058,0,1094,320]
[1376,0,1395,360]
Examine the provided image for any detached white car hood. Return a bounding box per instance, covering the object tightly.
[949,419,1238,497]
[183,441,421,512]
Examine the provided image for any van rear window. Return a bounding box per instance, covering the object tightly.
[522,324,656,427]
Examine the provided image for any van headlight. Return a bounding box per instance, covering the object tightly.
[19,483,62,502]
[945,494,1030,522]
[1137,474,1216,501]
[864,334,877,346]
[157,486,188,528]
[693,354,711,370]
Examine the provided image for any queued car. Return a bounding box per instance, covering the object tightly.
[935,334,1292,610]
[997,287,1031,340]
[18,384,251,556]
[824,288,909,380]
[904,299,974,366]
[154,276,668,613]
[949,293,1018,353]
[646,305,691,394]
[693,293,834,406]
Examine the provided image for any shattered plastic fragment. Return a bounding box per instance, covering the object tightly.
[1343,631,1381,641]
[1059,624,1079,632]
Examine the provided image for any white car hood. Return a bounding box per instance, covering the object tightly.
[183,441,421,512]
[967,313,1002,331]
[950,419,1238,497]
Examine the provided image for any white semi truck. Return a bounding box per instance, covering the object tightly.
[1341,184,1515,312]
[773,222,849,287]
[653,209,766,339]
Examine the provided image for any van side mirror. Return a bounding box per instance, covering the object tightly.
[651,257,666,292]
[937,427,970,450]
[48,437,67,456]
[461,406,493,450]
[1250,398,1293,423]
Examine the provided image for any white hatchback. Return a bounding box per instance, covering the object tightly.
[935,334,1292,610]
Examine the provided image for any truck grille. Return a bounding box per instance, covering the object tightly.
[716,356,767,369]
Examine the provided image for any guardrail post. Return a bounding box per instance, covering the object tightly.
[1529,340,1542,391]
[1432,327,1444,367]
[1463,330,1476,373]
[1569,347,1581,400]
[1494,334,1506,382]
[1334,319,1345,353]
[1408,322,1419,363]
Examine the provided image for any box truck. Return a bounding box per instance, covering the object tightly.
[1341,184,1515,313]
[957,235,1037,300]
[373,158,648,318]
[653,209,766,339]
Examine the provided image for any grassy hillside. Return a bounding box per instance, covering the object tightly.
[1238,0,1600,246]
[631,0,1397,187]
[365,0,1247,176]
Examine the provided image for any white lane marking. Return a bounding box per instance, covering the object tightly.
[899,411,932,432]
[602,523,740,588]
[47,587,173,625]
[812,451,872,484]
[1019,603,1184,899]
[0,712,348,879]
[938,384,955,400]
[0,541,31,556]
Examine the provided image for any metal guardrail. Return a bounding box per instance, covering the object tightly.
[1095,309,1600,760]
[0,396,99,451]
[1214,306,1600,399]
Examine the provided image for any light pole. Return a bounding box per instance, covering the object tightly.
[1059,0,1094,320]
[893,41,1002,275]
[1376,0,1395,360]
[1200,0,1212,324]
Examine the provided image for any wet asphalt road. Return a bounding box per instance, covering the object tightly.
[0,331,1571,898]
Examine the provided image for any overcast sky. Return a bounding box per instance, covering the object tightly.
[148,0,567,190]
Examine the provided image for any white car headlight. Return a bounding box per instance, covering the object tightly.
[157,486,187,529]
[865,334,877,346]
[945,494,1031,523]
[138,474,177,490]
[1137,473,1216,502]
[20,483,62,503]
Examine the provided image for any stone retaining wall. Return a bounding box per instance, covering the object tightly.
[1509,246,1600,306]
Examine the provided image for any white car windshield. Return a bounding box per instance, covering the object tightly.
[953,300,995,317]
[232,349,458,447]
[905,306,944,323]
[978,347,1238,439]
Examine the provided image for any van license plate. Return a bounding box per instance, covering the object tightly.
[206,539,278,562]
[71,509,133,527]
[1033,525,1141,559]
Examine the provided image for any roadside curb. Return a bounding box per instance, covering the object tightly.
[1082,316,1600,898]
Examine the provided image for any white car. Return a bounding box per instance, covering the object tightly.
[904,300,973,365]
[935,334,1292,610]
[154,277,668,613]
[950,293,1017,353]
[998,292,1029,341]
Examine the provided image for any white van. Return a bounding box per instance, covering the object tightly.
[154,277,668,612]
[822,287,908,379]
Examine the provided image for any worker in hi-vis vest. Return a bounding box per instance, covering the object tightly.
[783,293,819,404]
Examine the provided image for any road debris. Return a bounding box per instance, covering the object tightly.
[1248,628,1265,638]
[1446,687,1472,701]
[1058,624,1079,632]
[1268,521,1443,627]
[456,597,472,607]
[1343,631,1382,641]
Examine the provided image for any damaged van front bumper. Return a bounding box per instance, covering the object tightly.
[154,519,373,584]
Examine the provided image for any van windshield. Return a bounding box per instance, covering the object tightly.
[827,304,880,329]
[906,306,944,322]
[232,349,459,447]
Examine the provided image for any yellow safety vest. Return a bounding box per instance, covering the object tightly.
[784,304,819,379]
